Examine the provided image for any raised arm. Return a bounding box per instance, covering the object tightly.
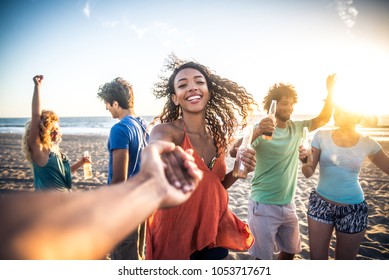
[309,73,336,132]
[27,75,44,150]
[0,141,202,260]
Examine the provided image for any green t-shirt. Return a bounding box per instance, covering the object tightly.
[250,120,311,204]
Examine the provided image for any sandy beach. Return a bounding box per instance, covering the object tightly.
[0,133,388,260]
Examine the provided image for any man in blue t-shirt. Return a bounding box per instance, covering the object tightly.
[97,77,149,260]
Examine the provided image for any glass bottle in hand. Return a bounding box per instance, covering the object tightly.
[262,100,277,140]
[83,151,93,179]
[232,123,253,179]
[301,127,312,164]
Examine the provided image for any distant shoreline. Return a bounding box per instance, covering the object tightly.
[1,115,389,140]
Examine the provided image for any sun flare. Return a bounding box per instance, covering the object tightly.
[325,39,389,117]
[333,71,386,116]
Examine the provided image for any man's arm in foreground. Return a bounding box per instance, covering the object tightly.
[0,141,202,260]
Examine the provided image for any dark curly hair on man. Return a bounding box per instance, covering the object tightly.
[263,83,298,113]
[152,53,257,155]
[97,77,134,109]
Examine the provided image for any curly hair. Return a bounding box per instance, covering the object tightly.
[152,54,257,156]
[96,77,134,109]
[263,83,298,112]
[22,110,59,163]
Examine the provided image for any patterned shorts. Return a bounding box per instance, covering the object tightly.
[307,190,368,234]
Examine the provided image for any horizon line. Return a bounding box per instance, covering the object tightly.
[2,113,389,119]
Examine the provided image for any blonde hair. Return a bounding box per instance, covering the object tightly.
[22,110,59,163]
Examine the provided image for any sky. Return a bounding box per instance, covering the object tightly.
[0,0,388,118]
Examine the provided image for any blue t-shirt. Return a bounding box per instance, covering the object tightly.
[312,129,381,204]
[107,116,149,185]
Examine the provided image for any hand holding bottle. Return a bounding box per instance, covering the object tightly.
[300,127,312,165]
[83,151,93,179]
[234,148,256,177]
[232,123,256,179]
[262,100,277,140]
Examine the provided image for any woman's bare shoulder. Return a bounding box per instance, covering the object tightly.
[150,120,184,144]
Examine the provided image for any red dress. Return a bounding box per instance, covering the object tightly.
[146,132,254,259]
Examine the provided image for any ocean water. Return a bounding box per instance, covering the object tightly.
[0,115,388,141]
[0,116,156,136]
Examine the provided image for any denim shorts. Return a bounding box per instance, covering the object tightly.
[307,191,368,234]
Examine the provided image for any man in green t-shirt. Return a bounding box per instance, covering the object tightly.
[238,74,336,260]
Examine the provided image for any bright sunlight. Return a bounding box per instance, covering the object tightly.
[332,45,388,116]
